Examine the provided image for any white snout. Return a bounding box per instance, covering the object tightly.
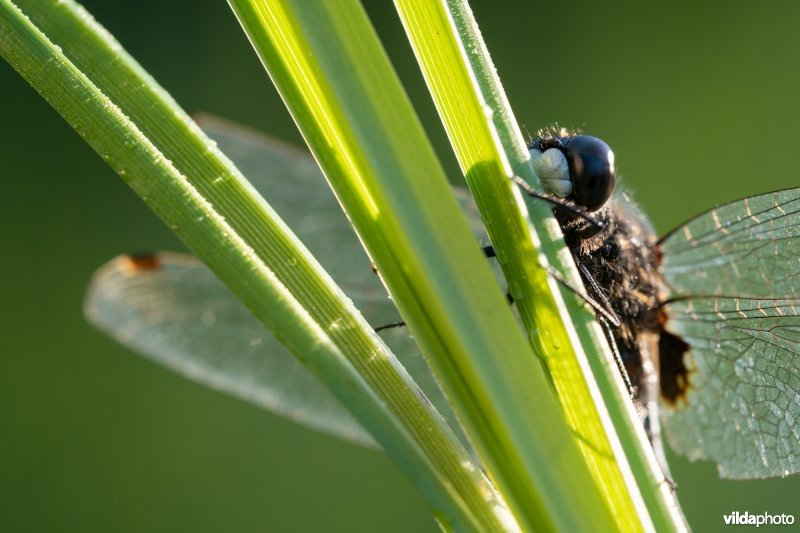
[530,148,571,197]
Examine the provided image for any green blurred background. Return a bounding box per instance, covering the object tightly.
[2,1,799,531]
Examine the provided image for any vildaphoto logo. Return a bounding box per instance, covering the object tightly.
[723,511,795,527]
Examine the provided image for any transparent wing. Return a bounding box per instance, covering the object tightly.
[659,188,800,478]
[85,252,378,448]
[86,116,485,450]
[660,188,800,299]
[661,297,800,479]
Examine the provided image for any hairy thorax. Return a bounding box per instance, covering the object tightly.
[556,194,668,404]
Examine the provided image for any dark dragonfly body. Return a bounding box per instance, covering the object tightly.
[529,129,800,480]
[529,130,676,466]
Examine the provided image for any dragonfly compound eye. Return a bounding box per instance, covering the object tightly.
[562,135,616,211]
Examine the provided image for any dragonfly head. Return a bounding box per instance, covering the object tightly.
[529,134,616,212]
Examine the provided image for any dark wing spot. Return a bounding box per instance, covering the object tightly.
[659,330,692,405]
[121,253,162,273]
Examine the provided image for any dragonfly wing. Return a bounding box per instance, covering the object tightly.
[660,296,800,479]
[659,188,800,478]
[87,116,489,451]
[660,188,800,299]
[85,252,379,448]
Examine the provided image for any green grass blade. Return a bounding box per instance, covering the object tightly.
[394,0,687,530]
[229,0,618,530]
[0,1,512,529]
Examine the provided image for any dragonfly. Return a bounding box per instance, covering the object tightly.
[84,115,800,480]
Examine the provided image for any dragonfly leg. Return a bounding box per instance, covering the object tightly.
[598,318,635,399]
[509,174,604,231]
[484,243,623,323]
[545,262,639,404]
[375,320,406,332]
[543,261,622,327]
